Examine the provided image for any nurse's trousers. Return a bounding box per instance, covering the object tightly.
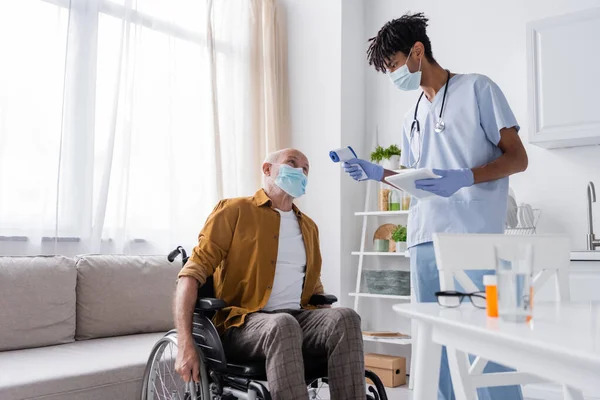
[410,242,524,400]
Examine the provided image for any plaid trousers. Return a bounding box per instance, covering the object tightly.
[221,307,365,400]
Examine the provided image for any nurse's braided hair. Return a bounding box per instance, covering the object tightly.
[367,12,436,73]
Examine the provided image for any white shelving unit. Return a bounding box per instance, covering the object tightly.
[349,293,410,300]
[352,179,412,348]
[351,251,409,257]
[362,336,412,346]
[355,210,409,216]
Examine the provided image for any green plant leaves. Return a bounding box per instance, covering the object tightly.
[370,144,401,162]
[391,224,407,242]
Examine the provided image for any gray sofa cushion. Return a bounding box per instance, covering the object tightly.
[75,255,179,340]
[0,256,76,351]
[0,332,164,400]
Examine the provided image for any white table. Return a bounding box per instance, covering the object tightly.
[394,302,600,399]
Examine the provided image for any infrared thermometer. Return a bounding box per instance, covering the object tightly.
[329,146,368,181]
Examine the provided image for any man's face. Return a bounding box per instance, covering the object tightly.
[385,51,410,73]
[385,43,423,74]
[278,150,309,176]
[266,149,310,179]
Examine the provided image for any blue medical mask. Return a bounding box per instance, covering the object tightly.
[388,48,422,91]
[273,164,307,198]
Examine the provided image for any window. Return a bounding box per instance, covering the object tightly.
[0,1,69,237]
[0,0,282,255]
[0,0,221,253]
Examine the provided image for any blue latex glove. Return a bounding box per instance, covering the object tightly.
[342,158,384,182]
[415,168,474,197]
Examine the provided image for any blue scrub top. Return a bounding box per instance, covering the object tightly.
[399,74,519,248]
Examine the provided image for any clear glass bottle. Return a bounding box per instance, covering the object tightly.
[378,186,390,211]
[401,191,411,210]
[388,190,401,211]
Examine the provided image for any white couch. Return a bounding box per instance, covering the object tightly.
[0,254,180,400]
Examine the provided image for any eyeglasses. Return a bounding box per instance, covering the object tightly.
[435,291,487,309]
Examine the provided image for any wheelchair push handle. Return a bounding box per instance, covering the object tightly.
[168,246,189,267]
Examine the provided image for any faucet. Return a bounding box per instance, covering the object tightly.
[587,181,600,251]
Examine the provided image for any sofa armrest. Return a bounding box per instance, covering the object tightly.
[309,293,338,306]
[195,298,228,311]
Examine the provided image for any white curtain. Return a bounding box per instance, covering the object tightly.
[0,0,288,257]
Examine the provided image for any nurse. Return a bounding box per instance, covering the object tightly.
[343,12,528,400]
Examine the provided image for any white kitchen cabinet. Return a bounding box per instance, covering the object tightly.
[527,7,600,148]
[567,261,600,301]
[534,258,600,301]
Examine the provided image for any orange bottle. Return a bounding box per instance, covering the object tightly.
[483,275,498,318]
[527,286,534,323]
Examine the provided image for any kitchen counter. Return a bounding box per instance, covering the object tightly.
[570,251,600,261]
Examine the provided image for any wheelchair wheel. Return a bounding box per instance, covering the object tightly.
[141,331,211,400]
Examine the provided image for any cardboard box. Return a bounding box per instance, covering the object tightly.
[365,353,407,388]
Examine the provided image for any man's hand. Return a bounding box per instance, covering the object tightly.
[175,339,201,383]
[415,168,474,198]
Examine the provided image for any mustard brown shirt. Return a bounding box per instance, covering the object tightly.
[178,189,324,334]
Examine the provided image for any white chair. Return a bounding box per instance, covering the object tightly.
[432,233,583,400]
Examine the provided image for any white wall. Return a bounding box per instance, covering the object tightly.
[366,0,600,251]
[279,0,346,300]
[340,0,368,308]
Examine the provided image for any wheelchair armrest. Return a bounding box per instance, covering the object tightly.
[195,298,228,311]
[309,293,338,306]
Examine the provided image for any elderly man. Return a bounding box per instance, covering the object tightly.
[174,148,365,400]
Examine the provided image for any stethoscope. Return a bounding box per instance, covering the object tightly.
[408,69,451,168]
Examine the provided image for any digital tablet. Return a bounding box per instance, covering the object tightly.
[384,168,441,199]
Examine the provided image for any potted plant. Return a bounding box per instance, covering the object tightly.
[370,146,385,164]
[383,144,401,170]
[371,145,401,170]
[391,225,407,253]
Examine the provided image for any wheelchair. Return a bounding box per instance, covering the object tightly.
[141,246,389,400]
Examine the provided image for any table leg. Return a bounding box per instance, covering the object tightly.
[413,321,441,400]
[409,321,417,390]
[447,347,478,400]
